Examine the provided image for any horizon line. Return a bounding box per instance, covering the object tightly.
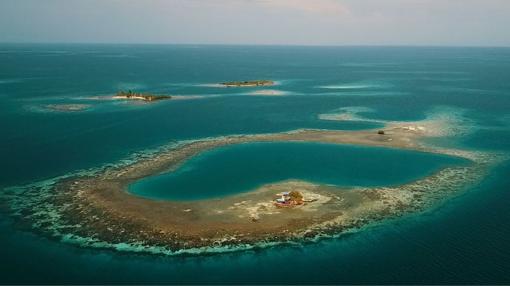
[1,41,509,49]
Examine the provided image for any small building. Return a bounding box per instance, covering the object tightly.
[276,195,288,203]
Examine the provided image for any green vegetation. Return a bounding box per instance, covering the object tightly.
[115,90,172,102]
[289,191,304,204]
[220,80,274,87]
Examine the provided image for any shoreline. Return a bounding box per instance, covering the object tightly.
[1,124,502,255]
[221,80,274,87]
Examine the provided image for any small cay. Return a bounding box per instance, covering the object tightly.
[220,80,274,87]
[113,90,172,102]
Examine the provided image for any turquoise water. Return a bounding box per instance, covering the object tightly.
[129,142,465,200]
[1,44,510,284]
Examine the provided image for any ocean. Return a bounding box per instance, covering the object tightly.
[0,44,509,284]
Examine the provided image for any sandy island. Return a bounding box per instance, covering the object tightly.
[221,80,274,87]
[1,118,501,255]
[112,90,172,102]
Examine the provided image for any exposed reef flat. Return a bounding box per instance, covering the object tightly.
[1,118,503,255]
[221,80,274,87]
[41,104,92,112]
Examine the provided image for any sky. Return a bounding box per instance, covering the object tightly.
[1,0,509,46]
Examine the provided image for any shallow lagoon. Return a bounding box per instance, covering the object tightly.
[129,142,466,200]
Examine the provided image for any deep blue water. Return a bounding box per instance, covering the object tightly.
[129,142,465,200]
[1,44,510,284]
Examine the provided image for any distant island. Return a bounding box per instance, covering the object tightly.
[220,80,274,87]
[113,90,172,102]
